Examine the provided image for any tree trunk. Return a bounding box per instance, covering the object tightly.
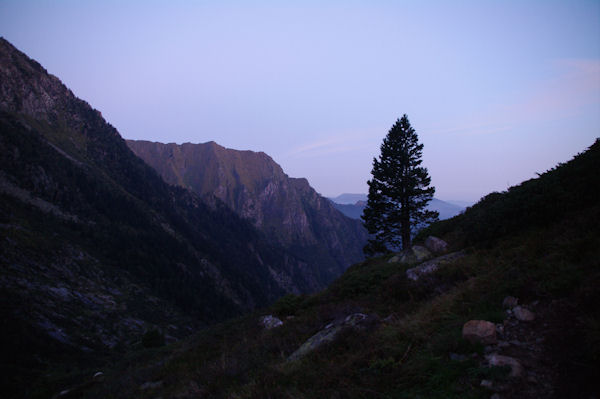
[401,201,411,250]
[401,222,411,250]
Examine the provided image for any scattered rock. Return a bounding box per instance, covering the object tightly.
[406,260,440,281]
[513,306,535,321]
[486,353,523,377]
[502,296,519,308]
[495,323,504,335]
[424,236,449,254]
[288,313,377,361]
[53,374,100,398]
[405,251,465,281]
[260,315,283,329]
[343,313,370,326]
[463,320,497,345]
[388,245,432,265]
[480,379,493,388]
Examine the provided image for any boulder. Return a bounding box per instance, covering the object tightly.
[260,315,283,329]
[288,323,342,361]
[513,306,535,321]
[462,320,497,345]
[388,245,432,265]
[288,313,377,361]
[502,296,518,308]
[486,353,523,377]
[424,236,449,254]
[406,260,440,281]
[405,251,465,281]
[480,379,493,388]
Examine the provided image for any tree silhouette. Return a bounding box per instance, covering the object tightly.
[362,115,438,254]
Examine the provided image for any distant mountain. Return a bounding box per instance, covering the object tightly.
[0,37,333,391]
[428,198,466,220]
[445,200,476,208]
[329,193,368,204]
[127,140,368,290]
[330,195,465,221]
[330,200,367,219]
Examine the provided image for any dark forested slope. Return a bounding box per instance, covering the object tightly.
[418,139,600,246]
[0,37,325,397]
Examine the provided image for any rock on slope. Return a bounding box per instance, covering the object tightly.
[127,140,368,290]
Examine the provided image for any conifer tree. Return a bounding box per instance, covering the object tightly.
[362,115,438,255]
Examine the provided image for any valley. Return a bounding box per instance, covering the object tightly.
[127,139,367,292]
[77,139,600,398]
[0,35,598,399]
[0,38,364,397]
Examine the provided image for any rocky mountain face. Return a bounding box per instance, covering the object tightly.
[127,140,368,289]
[0,37,335,392]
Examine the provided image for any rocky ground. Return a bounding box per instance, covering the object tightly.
[463,297,599,399]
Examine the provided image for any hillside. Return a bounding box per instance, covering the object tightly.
[71,142,599,398]
[127,140,367,290]
[0,38,335,397]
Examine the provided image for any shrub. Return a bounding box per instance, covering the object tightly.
[141,328,165,348]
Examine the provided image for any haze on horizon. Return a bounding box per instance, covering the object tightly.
[1,1,598,202]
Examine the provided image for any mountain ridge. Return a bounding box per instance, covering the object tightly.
[127,139,368,290]
[0,37,342,395]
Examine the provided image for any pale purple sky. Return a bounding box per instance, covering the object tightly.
[1,1,599,201]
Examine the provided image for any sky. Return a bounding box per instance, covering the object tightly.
[1,1,599,201]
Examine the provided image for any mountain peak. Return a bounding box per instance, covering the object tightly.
[128,139,368,288]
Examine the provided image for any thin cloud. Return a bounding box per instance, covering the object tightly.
[286,130,376,158]
[287,137,345,156]
[430,58,600,137]
[511,58,600,121]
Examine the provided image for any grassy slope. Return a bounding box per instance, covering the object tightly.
[81,141,600,398]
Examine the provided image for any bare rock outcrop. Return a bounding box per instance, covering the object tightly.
[127,140,368,292]
[462,320,497,345]
[502,296,519,308]
[388,245,432,265]
[260,315,283,329]
[424,236,449,254]
[405,251,465,281]
[485,353,524,377]
[288,313,379,361]
[513,306,535,321]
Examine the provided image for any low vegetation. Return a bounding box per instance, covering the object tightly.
[72,140,599,398]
